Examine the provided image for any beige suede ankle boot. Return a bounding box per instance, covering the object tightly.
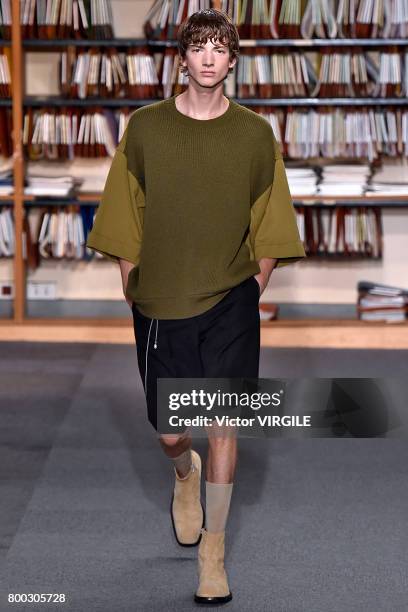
[194,528,232,605]
[171,449,205,546]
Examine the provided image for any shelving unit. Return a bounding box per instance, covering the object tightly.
[20,96,408,107]
[1,0,407,329]
[22,37,408,47]
[1,194,407,208]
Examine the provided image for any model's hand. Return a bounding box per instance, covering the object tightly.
[254,274,266,296]
[119,258,135,312]
[255,258,278,297]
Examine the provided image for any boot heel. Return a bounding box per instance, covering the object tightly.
[194,529,232,605]
[170,449,205,546]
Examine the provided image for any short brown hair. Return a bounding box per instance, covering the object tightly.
[177,9,240,73]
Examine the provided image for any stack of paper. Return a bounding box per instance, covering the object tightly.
[367,159,408,197]
[286,167,318,196]
[357,281,408,323]
[26,159,110,194]
[318,164,371,196]
[24,175,79,198]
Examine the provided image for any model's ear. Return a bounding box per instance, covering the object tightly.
[229,56,237,70]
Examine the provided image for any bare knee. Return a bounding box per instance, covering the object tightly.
[207,427,237,450]
[158,432,191,457]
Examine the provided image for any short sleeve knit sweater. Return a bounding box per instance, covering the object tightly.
[86,94,307,319]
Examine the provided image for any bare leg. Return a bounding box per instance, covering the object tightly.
[159,431,193,478]
[205,425,237,484]
[204,425,236,533]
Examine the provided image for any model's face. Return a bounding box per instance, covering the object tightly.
[181,38,236,88]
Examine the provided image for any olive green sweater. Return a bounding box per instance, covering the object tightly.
[86,94,306,319]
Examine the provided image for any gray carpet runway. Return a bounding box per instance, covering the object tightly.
[1,342,408,612]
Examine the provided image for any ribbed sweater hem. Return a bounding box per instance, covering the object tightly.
[132,289,232,320]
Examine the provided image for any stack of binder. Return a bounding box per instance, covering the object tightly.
[144,0,211,40]
[266,107,408,161]
[143,46,408,107]
[297,206,382,258]
[143,0,408,40]
[0,206,13,257]
[0,110,13,157]
[371,51,404,98]
[0,47,11,98]
[21,0,114,40]
[236,49,310,98]
[59,47,160,99]
[0,1,11,40]
[357,281,408,323]
[23,108,128,159]
[34,205,86,259]
[22,204,99,267]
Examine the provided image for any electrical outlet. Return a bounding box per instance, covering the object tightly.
[27,282,57,300]
[0,282,14,300]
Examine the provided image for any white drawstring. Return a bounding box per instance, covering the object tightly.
[144,318,159,397]
[154,319,159,349]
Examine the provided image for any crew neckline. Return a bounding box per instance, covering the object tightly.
[168,94,235,127]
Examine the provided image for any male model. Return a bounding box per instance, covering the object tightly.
[86,8,306,606]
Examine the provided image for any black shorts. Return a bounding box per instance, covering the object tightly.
[131,275,260,431]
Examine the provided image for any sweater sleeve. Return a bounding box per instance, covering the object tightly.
[86,124,145,265]
[247,125,306,268]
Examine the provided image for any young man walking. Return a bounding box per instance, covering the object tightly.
[86,9,306,605]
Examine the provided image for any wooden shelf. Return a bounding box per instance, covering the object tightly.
[0,318,407,349]
[20,37,408,48]
[21,95,408,107]
[1,194,407,208]
[0,317,405,327]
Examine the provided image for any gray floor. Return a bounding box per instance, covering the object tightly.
[1,342,408,612]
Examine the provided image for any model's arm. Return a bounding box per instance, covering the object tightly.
[246,125,306,288]
[86,120,145,309]
[255,257,278,295]
[119,258,135,309]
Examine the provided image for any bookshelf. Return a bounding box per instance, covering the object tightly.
[2,0,407,327]
[20,95,408,107]
[20,37,408,48]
